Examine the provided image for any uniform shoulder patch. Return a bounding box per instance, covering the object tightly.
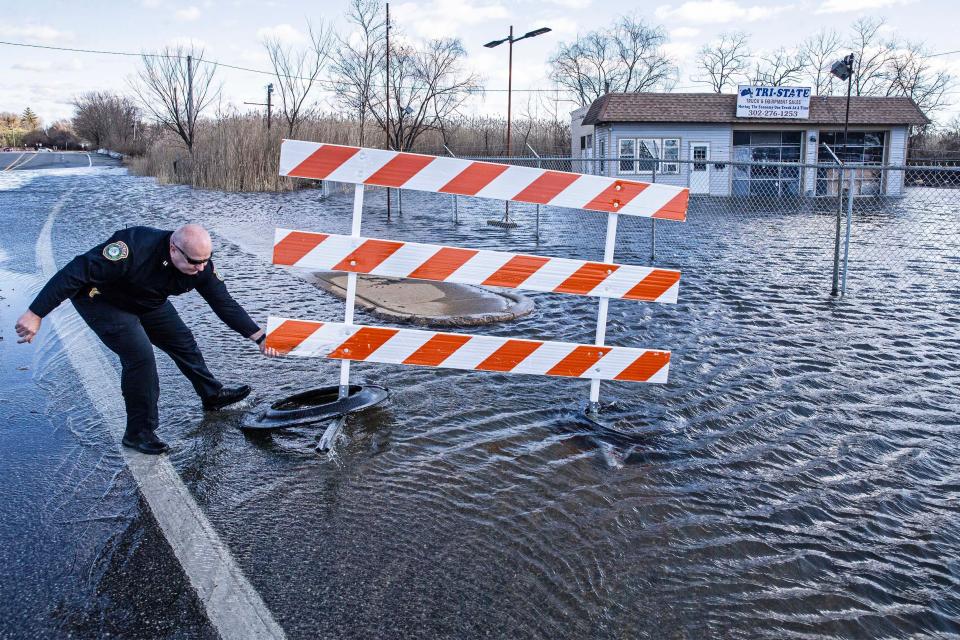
[102,241,130,262]
[214,267,224,281]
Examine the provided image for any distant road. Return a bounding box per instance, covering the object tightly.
[1,151,121,171]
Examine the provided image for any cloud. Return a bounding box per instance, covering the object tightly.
[168,37,212,51]
[547,17,580,38]
[256,24,306,44]
[816,0,914,13]
[655,0,792,24]
[142,0,163,7]
[175,6,201,21]
[0,24,72,42]
[393,0,509,39]
[663,41,698,61]
[538,0,592,8]
[11,61,54,72]
[670,27,701,39]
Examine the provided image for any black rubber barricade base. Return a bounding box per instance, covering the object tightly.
[240,384,389,431]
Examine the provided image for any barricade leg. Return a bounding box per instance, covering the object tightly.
[588,211,619,413]
[319,183,364,451]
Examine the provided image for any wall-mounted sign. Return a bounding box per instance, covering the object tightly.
[736,86,811,119]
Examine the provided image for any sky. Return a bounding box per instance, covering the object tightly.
[3,0,960,128]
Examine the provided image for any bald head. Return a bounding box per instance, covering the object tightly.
[172,224,212,257]
[170,224,213,275]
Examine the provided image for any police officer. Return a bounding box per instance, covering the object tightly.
[15,224,278,455]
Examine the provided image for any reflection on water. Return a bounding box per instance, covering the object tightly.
[5,167,960,638]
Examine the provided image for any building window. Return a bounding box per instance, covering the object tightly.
[580,136,586,150]
[617,137,680,175]
[619,138,636,173]
[732,130,802,197]
[598,138,606,173]
[816,131,886,196]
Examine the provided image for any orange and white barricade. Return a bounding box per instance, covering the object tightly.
[268,141,689,410]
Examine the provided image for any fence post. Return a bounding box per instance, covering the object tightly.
[527,142,541,243]
[841,167,856,295]
[444,144,459,224]
[830,166,845,297]
[588,211,619,413]
[651,161,657,261]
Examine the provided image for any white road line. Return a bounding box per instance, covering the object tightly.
[85,153,92,168]
[37,192,286,640]
[3,152,27,171]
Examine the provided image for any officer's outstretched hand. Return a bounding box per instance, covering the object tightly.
[251,329,280,357]
[15,310,42,344]
[260,342,280,358]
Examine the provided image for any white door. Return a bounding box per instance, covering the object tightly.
[689,143,710,194]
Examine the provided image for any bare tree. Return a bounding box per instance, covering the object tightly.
[367,37,482,151]
[752,47,804,86]
[263,20,334,137]
[799,29,842,95]
[130,45,219,152]
[694,31,752,92]
[72,91,140,149]
[332,0,386,146]
[548,14,676,106]
[847,17,894,96]
[885,41,952,118]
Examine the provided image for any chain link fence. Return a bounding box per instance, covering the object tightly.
[319,153,959,299]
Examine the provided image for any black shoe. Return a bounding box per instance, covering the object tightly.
[121,431,170,455]
[202,384,252,411]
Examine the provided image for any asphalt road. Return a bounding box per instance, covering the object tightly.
[1,150,119,171]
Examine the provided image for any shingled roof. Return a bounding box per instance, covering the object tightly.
[580,93,930,127]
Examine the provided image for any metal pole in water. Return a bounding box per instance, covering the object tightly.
[444,144,459,223]
[588,211,619,413]
[841,167,855,295]
[831,166,844,297]
[651,161,657,261]
[527,142,541,242]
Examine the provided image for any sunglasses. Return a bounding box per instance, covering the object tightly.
[172,242,213,266]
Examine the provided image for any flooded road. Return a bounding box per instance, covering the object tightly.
[1,163,959,639]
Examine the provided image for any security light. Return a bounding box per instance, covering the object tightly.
[830,54,855,81]
[520,27,552,40]
[484,37,509,48]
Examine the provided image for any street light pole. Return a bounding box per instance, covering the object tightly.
[829,52,855,297]
[484,25,551,228]
[506,25,514,161]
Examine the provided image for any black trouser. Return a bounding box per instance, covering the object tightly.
[72,296,222,437]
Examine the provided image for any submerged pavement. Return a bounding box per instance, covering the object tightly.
[2,157,959,639]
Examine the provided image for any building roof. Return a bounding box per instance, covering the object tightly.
[580,92,930,127]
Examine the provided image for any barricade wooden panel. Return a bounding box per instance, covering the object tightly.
[273,229,681,303]
[279,140,689,220]
[266,318,671,383]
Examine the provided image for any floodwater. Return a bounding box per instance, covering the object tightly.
[1,161,959,639]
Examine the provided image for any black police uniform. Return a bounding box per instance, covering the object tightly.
[29,226,260,441]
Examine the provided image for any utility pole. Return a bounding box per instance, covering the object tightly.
[186,54,194,148]
[245,84,274,130]
[266,83,273,130]
[386,2,392,221]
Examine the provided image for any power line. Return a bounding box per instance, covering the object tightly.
[0,39,177,58]
[0,38,562,94]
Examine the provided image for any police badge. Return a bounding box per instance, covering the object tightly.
[103,241,130,261]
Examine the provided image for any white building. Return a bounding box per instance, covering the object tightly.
[574,92,929,197]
